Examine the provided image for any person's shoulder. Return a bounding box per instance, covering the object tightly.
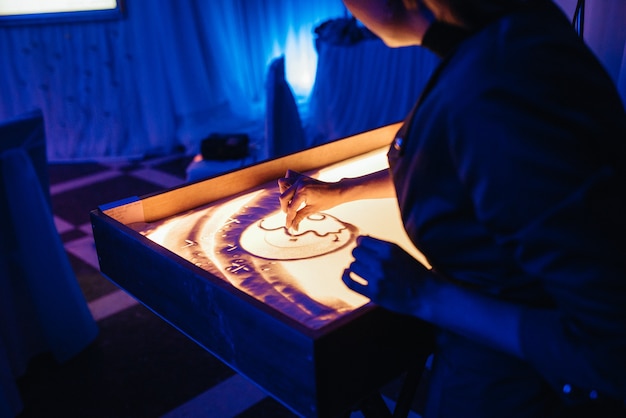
[444,0,609,95]
[469,1,581,66]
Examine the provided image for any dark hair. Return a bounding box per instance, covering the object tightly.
[440,0,531,29]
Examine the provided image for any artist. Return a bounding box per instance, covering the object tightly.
[278,0,626,416]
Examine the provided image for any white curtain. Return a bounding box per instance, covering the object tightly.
[0,0,346,161]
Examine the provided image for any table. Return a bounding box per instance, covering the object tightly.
[91,124,433,417]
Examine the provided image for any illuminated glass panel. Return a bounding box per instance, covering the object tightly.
[131,147,427,329]
[0,0,123,24]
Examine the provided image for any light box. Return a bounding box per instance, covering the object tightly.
[91,123,432,417]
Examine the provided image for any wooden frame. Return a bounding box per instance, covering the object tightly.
[91,123,431,417]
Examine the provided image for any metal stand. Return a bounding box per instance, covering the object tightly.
[346,350,430,418]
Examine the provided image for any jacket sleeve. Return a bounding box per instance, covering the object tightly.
[447,37,626,402]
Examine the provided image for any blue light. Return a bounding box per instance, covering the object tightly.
[284,26,318,100]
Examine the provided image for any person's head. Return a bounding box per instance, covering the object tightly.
[341,0,435,47]
[342,0,531,47]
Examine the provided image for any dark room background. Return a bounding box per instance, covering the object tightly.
[0,0,624,162]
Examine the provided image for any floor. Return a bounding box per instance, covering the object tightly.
[15,151,424,418]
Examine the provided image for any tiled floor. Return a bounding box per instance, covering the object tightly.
[15,152,424,418]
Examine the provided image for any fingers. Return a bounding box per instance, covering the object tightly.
[342,263,383,301]
[353,236,385,261]
[279,185,294,213]
[277,178,291,194]
[285,206,315,231]
[281,181,307,229]
[345,236,427,314]
[343,234,402,299]
[278,170,305,213]
[342,237,383,299]
[277,170,300,193]
[278,170,313,229]
[285,169,301,179]
[342,268,372,298]
[355,235,390,254]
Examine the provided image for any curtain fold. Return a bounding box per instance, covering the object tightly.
[0,0,346,161]
[1,1,623,161]
[308,25,439,146]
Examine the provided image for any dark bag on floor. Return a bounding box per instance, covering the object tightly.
[200,133,249,161]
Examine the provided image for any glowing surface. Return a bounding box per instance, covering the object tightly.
[240,212,356,260]
[130,148,427,329]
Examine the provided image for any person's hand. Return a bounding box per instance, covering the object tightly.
[278,170,344,231]
[342,235,433,316]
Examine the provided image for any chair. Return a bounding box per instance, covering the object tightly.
[0,110,98,417]
[186,55,307,182]
[264,55,307,159]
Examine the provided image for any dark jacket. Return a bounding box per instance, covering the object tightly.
[388,0,626,415]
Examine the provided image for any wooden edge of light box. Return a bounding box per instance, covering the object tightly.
[90,206,430,417]
[90,122,434,416]
[105,122,402,224]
